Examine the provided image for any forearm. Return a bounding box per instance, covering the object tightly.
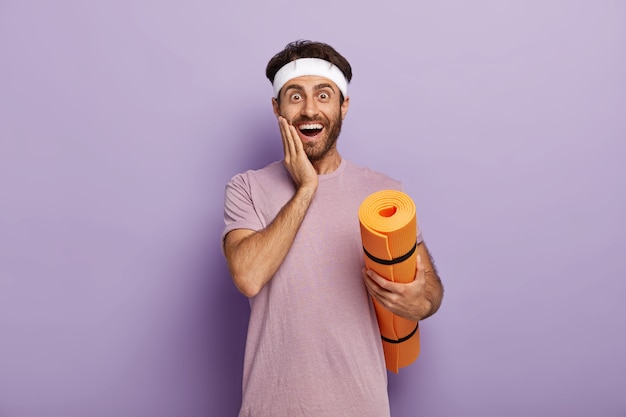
[226,186,315,297]
[408,244,444,320]
[415,269,443,321]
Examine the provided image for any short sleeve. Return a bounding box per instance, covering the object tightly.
[221,173,264,250]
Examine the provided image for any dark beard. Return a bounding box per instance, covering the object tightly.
[297,109,343,162]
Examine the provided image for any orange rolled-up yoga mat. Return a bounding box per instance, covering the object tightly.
[358,190,420,373]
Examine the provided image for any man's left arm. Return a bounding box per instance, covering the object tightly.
[362,242,444,321]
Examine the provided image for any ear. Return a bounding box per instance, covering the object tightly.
[272,97,280,117]
[340,96,350,120]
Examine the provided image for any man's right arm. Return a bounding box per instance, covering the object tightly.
[223,185,315,297]
[224,116,318,298]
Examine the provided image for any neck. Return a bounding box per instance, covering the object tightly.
[312,149,342,175]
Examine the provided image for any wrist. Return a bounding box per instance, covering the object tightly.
[295,182,317,203]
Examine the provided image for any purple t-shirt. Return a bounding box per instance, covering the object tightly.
[222,158,418,417]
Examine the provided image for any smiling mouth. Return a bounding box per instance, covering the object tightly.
[298,123,324,137]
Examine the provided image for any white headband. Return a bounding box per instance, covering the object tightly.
[272,58,349,98]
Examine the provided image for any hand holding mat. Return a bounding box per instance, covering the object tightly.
[358,190,420,373]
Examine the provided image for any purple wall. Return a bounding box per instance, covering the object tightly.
[1,1,625,416]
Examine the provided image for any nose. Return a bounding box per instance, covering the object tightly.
[301,97,319,118]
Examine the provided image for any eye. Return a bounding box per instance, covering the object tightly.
[318,92,330,100]
[290,93,302,101]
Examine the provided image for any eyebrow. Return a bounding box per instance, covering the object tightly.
[314,83,336,92]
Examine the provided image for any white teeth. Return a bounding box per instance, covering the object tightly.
[300,123,323,130]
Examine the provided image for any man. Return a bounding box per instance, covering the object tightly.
[222,40,443,417]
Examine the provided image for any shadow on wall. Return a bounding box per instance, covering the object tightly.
[207,253,249,416]
[223,109,284,178]
[207,121,282,415]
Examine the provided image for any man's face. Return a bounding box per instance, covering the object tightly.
[273,75,350,162]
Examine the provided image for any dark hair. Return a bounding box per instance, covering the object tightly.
[266,40,353,86]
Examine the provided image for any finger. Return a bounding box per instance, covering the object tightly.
[365,269,393,294]
[364,275,386,303]
[367,281,395,311]
[278,117,289,157]
[362,269,379,296]
[285,122,299,157]
[279,117,296,158]
[288,124,304,154]
[416,254,426,279]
